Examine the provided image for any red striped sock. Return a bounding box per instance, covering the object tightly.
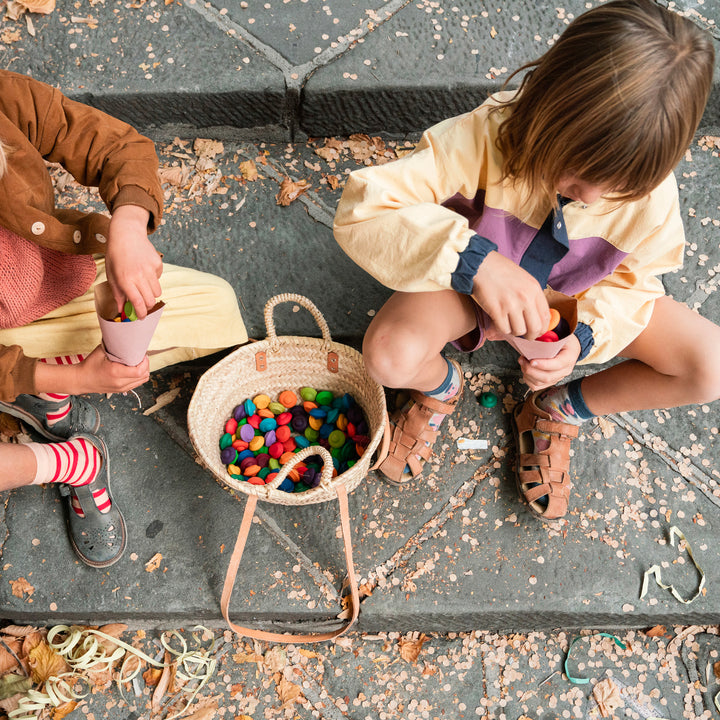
[37,392,71,426]
[27,438,110,516]
[39,354,85,366]
[38,355,85,427]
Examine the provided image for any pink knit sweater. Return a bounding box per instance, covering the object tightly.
[0,226,97,329]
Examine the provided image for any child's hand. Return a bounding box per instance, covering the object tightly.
[105,205,162,319]
[518,334,582,391]
[73,345,150,394]
[472,252,550,339]
[35,345,150,395]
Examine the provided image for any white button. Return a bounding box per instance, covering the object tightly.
[95,233,107,243]
[556,222,562,229]
[31,221,45,235]
[73,230,82,244]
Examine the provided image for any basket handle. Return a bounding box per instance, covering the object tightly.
[264,293,333,351]
[220,459,360,643]
[368,412,391,472]
[262,444,335,493]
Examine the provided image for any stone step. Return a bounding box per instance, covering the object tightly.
[5,0,719,139]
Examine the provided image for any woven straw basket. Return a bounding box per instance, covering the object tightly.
[187,293,387,642]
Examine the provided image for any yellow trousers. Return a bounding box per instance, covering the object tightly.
[0,257,247,370]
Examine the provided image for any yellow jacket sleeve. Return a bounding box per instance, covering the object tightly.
[334,108,499,292]
[576,186,685,364]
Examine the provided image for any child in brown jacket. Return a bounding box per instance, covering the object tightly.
[0,70,246,567]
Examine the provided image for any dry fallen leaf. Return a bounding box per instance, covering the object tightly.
[98,623,128,639]
[93,624,128,657]
[6,0,55,19]
[21,631,45,658]
[9,578,34,600]
[275,177,311,206]
[315,140,343,163]
[159,164,191,187]
[276,675,303,706]
[0,413,22,438]
[193,138,224,159]
[263,647,287,673]
[1,625,40,638]
[52,701,78,720]
[345,133,385,164]
[593,677,623,718]
[398,633,427,663]
[28,642,70,684]
[644,625,668,638]
[144,553,163,572]
[231,650,263,664]
[297,648,319,660]
[143,667,164,687]
[0,645,19,675]
[596,416,616,439]
[0,674,32,702]
[181,703,218,720]
[239,160,258,181]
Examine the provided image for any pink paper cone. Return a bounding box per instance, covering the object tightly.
[94,281,165,366]
[501,289,578,361]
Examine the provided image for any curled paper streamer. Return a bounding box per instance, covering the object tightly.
[564,632,627,685]
[639,525,705,604]
[94,281,164,366]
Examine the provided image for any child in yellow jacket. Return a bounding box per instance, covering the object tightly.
[334,0,717,519]
[0,70,246,567]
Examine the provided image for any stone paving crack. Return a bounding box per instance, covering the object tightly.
[252,507,342,604]
[684,271,720,311]
[183,0,414,138]
[359,461,496,597]
[257,152,336,226]
[609,411,720,509]
[297,667,349,720]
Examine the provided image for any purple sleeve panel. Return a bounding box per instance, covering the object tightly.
[443,192,629,298]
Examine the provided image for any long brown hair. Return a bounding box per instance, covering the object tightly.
[492,0,715,209]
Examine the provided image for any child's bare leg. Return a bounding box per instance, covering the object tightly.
[363,290,478,391]
[365,290,479,484]
[581,296,720,414]
[0,444,36,490]
[514,296,720,519]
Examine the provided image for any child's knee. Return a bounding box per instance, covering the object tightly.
[362,324,429,387]
[684,339,720,403]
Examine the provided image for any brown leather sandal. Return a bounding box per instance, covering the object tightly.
[512,391,578,520]
[378,362,464,486]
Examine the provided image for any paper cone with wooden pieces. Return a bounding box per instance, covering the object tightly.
[502,288,578,360]
[187,293,389,642]
[94,281,164,366]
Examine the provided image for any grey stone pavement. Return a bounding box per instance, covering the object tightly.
[1,0,720,718]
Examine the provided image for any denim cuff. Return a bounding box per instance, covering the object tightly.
[450,234,498,295]
[574,322,594,361]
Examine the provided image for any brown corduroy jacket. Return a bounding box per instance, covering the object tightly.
[0,70,164,400]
